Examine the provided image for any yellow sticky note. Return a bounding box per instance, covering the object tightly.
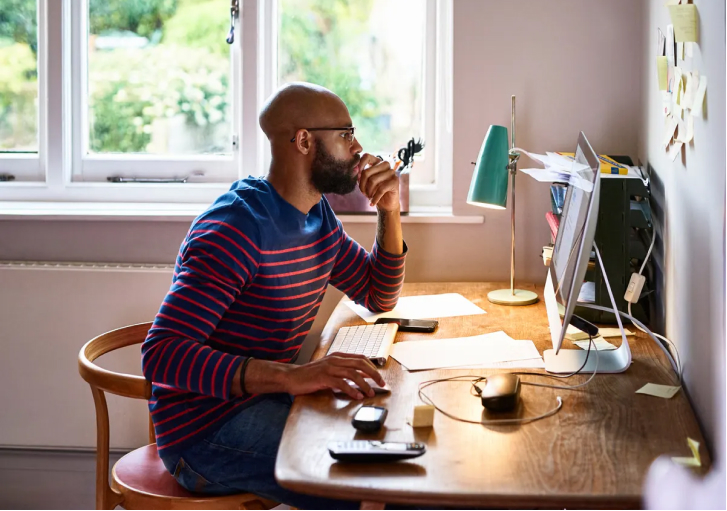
[691,75,707,117]
[565,324,589,341]
[672,437,701,467]
[657,56,668,90]
[598,328,634,338]
[636,383,681,399]
[574,338,617,351]
[669,4,698,43]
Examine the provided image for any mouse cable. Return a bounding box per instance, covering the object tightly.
[417,374,563,426]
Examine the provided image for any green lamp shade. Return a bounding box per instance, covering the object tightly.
[467,125,509,209]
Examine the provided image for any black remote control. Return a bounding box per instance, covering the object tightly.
[328,441,426,462]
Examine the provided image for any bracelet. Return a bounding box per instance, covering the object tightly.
[239,357,254,396]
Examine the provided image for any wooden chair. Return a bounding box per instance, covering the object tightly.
[78,322,278,510]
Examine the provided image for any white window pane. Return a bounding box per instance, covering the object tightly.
[86,0,232,156]
[0,0,39,153]
[277,0,425,158]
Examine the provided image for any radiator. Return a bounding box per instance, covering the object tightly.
[0,261,339,450]
[0,261,174,450]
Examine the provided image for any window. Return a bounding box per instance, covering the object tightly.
[0,0,45,182]
[265,0,452,207]
[71,0,240,184]
[0,0,451,207]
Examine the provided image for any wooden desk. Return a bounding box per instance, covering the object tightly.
[275,283,709,509]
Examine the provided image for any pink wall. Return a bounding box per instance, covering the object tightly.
[0,0,645,287]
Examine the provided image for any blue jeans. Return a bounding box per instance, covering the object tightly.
[159,393,358,509]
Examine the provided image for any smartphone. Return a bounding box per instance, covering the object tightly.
[374,318,438,333]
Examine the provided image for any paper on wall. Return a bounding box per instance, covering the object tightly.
[676,118,688,143]
[662,115,678,148]
[691,75,707,117]
[668,4,698,43]
[344,293,486,323]
[667,142,683,161]
[657,56,668,91]
[685,41,693,58]
[685,113,694,143]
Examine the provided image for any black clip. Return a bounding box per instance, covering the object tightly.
[226,0,240,44]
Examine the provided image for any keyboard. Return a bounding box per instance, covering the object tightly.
[326,323,399,366]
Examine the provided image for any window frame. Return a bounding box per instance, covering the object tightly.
[0,0,452,208]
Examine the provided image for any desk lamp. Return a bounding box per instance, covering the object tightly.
[467,95,538,306]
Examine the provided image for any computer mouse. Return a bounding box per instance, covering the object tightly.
[480,374,521,411]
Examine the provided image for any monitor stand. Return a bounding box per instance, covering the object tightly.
[544,244,632,374]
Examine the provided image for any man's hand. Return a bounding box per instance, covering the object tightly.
[358,153,400,213]
[284,353,386,400]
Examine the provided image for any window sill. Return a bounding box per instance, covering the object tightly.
[0,202,484,224]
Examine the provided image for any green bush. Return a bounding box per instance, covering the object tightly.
[89,45,229,153]
[163,0,229,56]
[0,42,36,149]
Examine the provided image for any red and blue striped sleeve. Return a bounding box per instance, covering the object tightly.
[141,207,260,400]
[328,222,407,312]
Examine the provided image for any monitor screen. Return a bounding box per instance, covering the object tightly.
[551,143,597,309]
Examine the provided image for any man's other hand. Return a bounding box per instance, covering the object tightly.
[358,153,400,212]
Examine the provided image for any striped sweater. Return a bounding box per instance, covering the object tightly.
[141,177,406,457]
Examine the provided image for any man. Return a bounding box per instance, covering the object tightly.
[141,82,406,508]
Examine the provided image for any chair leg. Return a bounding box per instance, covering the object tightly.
[238,496,279,510]
[360,502,386,510]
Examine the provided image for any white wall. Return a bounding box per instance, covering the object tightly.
[639,0,725,458]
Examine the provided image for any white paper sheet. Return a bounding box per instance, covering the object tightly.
[453,357,545,370]
[344,293,486,323]
[390,331,541,371]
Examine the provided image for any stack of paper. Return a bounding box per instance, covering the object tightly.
[345,293,486,323]
[390,331,543,371]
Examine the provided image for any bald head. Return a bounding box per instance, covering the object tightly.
[259,82,350,144]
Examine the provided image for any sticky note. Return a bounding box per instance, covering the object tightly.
[685,41,693,58]
[672,437,701,467]
[686,113,694,143]
[598,328,634,338]
[662,115,678,147]
[574,338,617,351]
[681,71,696,109]
[636,383,681,399]
[657,56,668,90]
[565,324,589,341]
[691,75,707,117]
[669,4,698,42]
[676,118,688,143]
[677,41,684,60]
[667,141,683,161]
[662,91,672,116]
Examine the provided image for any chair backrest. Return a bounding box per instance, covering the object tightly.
[78,322,154,509]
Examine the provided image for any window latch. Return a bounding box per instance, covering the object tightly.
[107,171,204,184]
[226,0,240,44]
[0,173,16,182]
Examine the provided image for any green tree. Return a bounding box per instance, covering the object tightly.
[89,0,178,38]
[0,0,37,54]
[279,0,388,149]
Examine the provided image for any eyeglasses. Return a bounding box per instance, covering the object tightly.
[290,127,356,143]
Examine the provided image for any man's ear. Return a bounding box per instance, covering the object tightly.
[294,131,313,156]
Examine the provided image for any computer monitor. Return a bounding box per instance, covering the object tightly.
[543,132,631,374]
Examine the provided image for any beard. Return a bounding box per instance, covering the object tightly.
[310,139,360,195]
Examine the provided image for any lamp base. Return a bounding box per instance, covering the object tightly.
[487,288,539,306]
